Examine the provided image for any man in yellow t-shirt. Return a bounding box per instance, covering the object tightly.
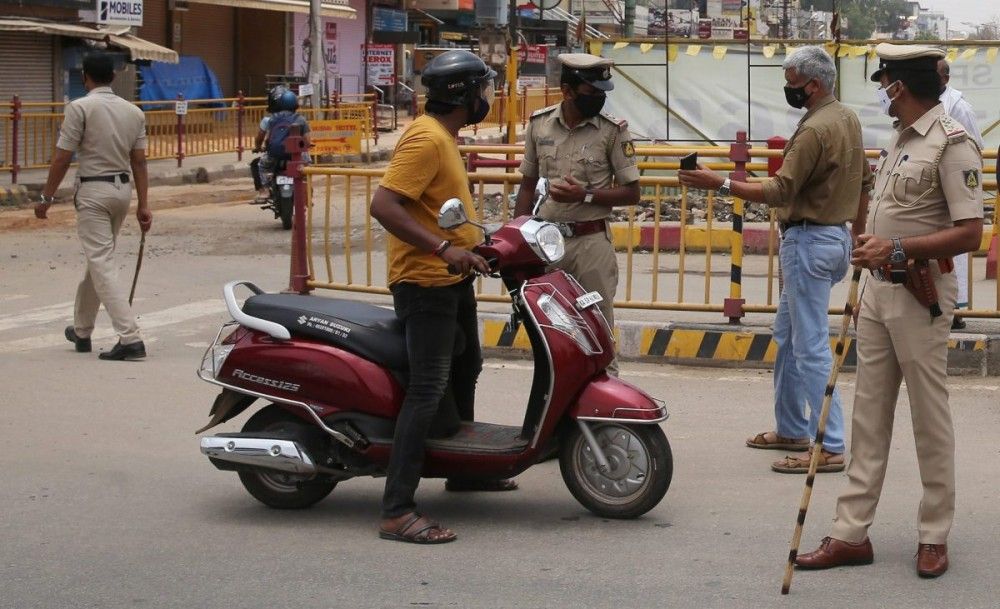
[370,50,512,545]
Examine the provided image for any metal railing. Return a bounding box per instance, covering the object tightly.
[1,93,377,181]
[290,136,999,321]
[413,87,563,134]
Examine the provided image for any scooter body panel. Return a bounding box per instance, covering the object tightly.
[218,329,405,419]
[568,373,667,422]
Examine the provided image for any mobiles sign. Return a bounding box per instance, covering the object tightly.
[96,0,143,26]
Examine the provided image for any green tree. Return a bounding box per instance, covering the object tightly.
[914,30,939,41]
[801,0,913,38]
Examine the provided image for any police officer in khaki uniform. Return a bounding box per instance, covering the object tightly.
[514,53,641,374]
[795,44,984,579]
[35,53,151,361]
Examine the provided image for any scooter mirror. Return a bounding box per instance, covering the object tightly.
[535,177,549,198]
[531,177,550,216]
[438,198,469,229]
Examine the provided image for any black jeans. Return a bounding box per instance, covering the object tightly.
[381,278,482,519]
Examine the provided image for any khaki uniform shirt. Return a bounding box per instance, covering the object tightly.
[869,104,983,240]
[56,86,147,177]
[519,103,641,222]
[762,95,874,224]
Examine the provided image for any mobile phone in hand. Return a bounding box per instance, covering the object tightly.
[680,152,698,170]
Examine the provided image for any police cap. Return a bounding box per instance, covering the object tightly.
[870,43,946,82]
[559,53,615,91]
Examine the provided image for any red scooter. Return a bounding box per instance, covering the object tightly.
[196,183,672,518]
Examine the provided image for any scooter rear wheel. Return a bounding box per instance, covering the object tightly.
[237,406,337,509]
[560,422,672,519]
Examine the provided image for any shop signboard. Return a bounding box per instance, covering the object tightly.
[311,119,363,155]
[363,44,395,86]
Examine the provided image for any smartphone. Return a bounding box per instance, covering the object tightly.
[680,152,698,171]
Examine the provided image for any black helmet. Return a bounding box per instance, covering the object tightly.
[421,50,497,107]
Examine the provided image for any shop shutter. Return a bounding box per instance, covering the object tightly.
[0,32,56,169]
[0,32,55,103]
[137,0,170,47]
[182,4,236,96]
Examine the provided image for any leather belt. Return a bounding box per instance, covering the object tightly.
[556,219,607,238]
[779,219,842,232]
[80,173,130,184]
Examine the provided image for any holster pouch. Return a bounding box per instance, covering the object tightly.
[902,258,952,318]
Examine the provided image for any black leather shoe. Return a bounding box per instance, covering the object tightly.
[951,315,966,330]
[64,326,91,353]
[99,341,146,361]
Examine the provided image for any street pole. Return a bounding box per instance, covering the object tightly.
[309,0,324,109]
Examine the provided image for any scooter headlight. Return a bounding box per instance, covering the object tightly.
[519,220,565,263]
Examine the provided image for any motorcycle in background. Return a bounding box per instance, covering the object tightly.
[249,153,294,230]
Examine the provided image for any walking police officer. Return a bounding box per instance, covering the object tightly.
[795,44,984,579]
[515,53,641,374]
[35,53,151,360]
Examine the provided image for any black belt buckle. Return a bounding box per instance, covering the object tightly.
[889,268,907,284]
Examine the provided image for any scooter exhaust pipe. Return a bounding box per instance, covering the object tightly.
[200,436,317,475]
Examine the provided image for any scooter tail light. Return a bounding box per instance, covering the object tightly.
[536,293,597,354]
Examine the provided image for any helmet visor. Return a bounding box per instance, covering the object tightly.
[480,78,496,107]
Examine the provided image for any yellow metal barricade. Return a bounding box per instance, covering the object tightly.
[300,158,999,319]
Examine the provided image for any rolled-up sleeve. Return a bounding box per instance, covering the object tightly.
[761,127,821,206]
[56,102,84,152]
[518,120,539,178]
[133,111,148,151]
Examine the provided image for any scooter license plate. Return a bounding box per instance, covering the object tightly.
[575,291,604,310]
[276,175,294,185]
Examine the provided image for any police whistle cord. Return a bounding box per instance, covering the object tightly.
[780,265,862,596]
[129,232,146,307]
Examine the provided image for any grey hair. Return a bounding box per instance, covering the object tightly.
[782,46,836,93]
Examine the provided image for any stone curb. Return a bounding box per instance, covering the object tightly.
[0,184,29,206]
[477,312,1000,377]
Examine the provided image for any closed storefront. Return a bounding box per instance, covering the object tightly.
[137,0,170,46]
[0,32,56,102]
[179,3,236,95]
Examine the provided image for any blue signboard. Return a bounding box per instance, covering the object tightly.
[372,6,407,32]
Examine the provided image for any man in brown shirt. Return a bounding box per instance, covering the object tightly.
[680,46,873,473]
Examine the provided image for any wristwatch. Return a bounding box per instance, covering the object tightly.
[717,178,732,196]
[582,188,595,204]
[39,194,55,204]
[889,237,906,264]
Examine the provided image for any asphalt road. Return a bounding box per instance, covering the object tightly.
[2,199,999,609]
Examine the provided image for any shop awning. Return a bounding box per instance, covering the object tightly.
[107,34,179,63]
[0,18,179,63]
[186,0,356,19]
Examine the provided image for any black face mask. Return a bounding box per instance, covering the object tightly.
[573,92,606,118]
[783,84,812,109]
[468,97,490,124]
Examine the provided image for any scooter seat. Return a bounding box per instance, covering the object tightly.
[243,294,408,370]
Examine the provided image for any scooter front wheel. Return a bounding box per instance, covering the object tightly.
[560,422,672,519]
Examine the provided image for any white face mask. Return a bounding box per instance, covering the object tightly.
[876,81,901,116]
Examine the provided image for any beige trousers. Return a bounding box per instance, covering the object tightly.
[830,271,956,545]
[551,228,619,374]
[73,181,143,345]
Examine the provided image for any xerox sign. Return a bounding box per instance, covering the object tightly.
[96,0,143,26]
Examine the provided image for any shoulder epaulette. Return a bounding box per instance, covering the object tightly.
[530,104,558,119]
[599,111,628,129]
[936,114,968,144]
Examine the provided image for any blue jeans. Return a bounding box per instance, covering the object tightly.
[772,224,851,453]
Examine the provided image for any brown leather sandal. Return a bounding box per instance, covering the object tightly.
[379,513,456,545]
[746,430,810,451]
[771,449,845,474]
